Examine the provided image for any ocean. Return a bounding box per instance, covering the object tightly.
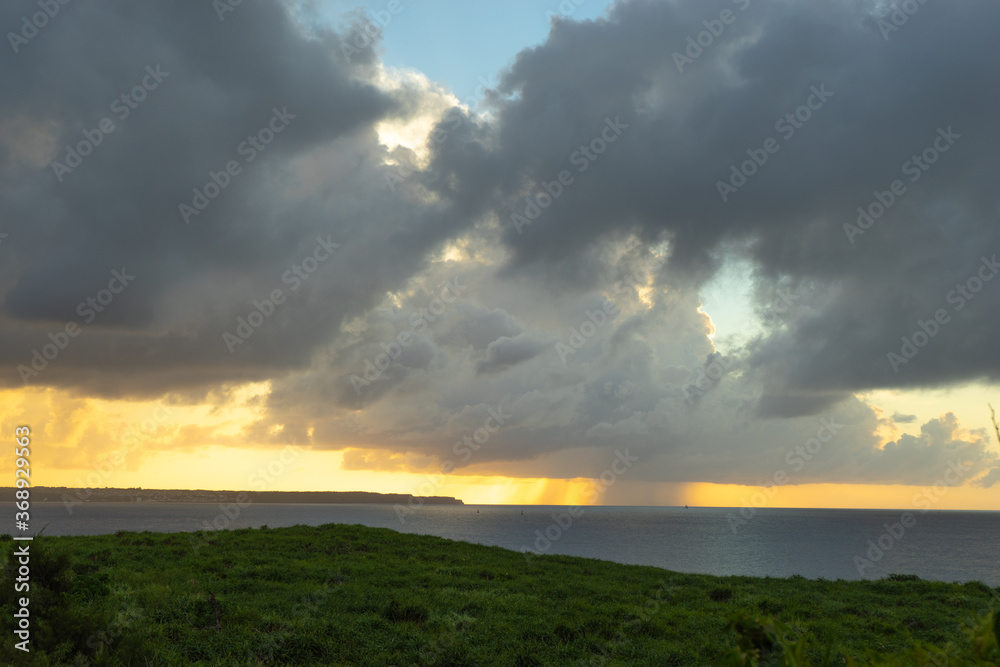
[25,502,1000,586]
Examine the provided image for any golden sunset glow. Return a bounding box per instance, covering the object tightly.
[6,381,996,509]
[684,482,1000,511]
[2,2,997,516]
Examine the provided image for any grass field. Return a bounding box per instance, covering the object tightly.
[1,523,998,665]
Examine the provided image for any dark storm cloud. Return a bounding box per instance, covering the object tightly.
[8,0,995,401]
[265,0,998,485]
[420,0,1000,400]
[3,0,998,489]
[0,0,468,394]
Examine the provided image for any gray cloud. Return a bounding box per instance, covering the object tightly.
[419,0,1000,400]
[0,0,469,396]
[474,334,552,375]
[3,0,998,489]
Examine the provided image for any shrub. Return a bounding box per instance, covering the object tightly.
[716,610,1000,665]
[0,539,151,665]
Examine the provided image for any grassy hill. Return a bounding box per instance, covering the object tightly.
[1,523,997,665]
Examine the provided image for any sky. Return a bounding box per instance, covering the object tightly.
[1,0,998,510]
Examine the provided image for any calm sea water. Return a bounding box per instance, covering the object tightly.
[24,503,1000,586]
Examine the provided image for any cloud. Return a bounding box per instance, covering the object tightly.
[418,0,1000,400]
[3,0,998,490]
[0,0,473,397]
[474,334,552,375]
[850,413,995,486]
[975,466,1000,489]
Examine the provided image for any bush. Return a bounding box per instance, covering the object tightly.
[717,610,1000,666]
[0,539,151,665]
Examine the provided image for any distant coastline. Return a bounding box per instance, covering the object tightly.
[0,486,464,506]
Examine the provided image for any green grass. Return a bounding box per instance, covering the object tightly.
[1,523,998,665]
